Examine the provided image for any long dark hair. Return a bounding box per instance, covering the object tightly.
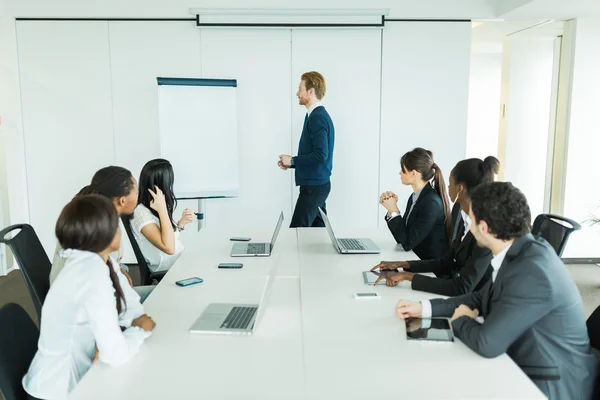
[452,156,500,192]
[137,159,177,230]
[401,148,452,242]
[78,166,136,200]
[55,195,126,314]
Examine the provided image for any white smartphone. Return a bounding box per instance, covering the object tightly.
[353,292,381,300]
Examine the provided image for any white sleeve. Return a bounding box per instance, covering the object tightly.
[131,205,158,233]
[83,268,151,367]
[112,260,145,327]
[420,300,433,318]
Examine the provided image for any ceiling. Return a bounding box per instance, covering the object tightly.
[472,20,564,43]
[491,0,600,19]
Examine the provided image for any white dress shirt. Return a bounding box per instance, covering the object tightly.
[460,210,471,242]
[49,219,126,285]
[420,243,512,318]
[131,204,184,273]
[307,101,322,117]
[23,249,151,399]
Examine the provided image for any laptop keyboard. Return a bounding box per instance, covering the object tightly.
[338,238,367,251]
[221,306,257,330]
[247,243,267,254]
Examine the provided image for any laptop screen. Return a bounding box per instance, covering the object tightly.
[318,207,340,251]
[269,212,284,250]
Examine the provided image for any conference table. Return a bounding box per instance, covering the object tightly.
[68,227,545,400]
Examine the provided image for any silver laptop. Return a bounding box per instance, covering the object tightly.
[231,212,284,257]
[189,264,277,335]
[319,207,380,254]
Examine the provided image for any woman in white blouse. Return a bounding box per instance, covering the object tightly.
[23,195,156,400]
[131,159,194,273]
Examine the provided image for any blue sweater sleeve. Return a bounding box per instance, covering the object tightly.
[293,114,329,168]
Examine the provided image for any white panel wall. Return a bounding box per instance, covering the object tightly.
[200,29,293,228]
[108,22,202,180]
[501,39,555,219]
[17,21,115,257]
[107,21,202,262]
[10,20,473,261]
[466,53,502,159]
[379,22,472,222]
[562,18,600,258]
[291,29,382,229]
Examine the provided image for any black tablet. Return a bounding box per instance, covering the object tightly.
[406,318,454,342]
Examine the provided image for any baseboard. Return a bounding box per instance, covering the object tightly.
[562,258,600,265]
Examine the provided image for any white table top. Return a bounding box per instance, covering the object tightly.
[296,228,545,400]
[68,227,545,400]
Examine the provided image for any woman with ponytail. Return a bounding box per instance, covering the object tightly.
[379,148,451,260]
[372,156,500,296]
[23,195,155,400]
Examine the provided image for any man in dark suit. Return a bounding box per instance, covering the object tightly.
[395,182,598,400]
[278,71,335,228]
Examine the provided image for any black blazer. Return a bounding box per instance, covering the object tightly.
[409,203,494,296]
[431,234,599,400]
[386,182,448,260]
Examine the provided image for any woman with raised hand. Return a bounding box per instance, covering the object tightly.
[131,159,194,273]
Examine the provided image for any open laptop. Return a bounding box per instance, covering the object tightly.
[189,263,277,335]
[319,207,380,254]
[231,212,284,257]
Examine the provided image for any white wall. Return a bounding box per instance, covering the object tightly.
[501,38,556,219]
[466,53,502,159]
[17,21,117,260]
[0,16,28,272]
[562,18,600,258]
[291,29,382,229]
[379,22,472,221]
[6,19,473,262]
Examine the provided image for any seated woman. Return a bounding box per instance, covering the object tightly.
[23,195,155,400]
[380,148,451,260]
[372,156,500,296]
[50,166,154,302]
[131,159,194,273]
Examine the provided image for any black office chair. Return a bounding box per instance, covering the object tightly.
[587,305,600,398]
[120,216,166,286]
[0,303,40,400]
[531,214,582,257]
[0,224,52,321]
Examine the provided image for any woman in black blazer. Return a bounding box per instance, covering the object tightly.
[373,156,500,296]
[379,148,452,260]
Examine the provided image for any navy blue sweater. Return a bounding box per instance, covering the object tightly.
[292,106,335,186]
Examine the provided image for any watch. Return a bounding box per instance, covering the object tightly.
[176,224,185,232]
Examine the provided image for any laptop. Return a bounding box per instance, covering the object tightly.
[230,212,284,257]
[189,263,277,335]
[319,207,380,254]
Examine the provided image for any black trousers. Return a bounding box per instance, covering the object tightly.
[290,181,331,228]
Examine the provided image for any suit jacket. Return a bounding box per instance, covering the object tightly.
[409,203,493,296]
[430,234,599,400]
[386,183,448,260]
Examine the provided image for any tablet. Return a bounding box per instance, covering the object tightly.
[406,318,454,342]
[362,270,395,285]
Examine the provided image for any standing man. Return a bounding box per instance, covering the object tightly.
[279,71,335,228]
[394,182,599,400]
